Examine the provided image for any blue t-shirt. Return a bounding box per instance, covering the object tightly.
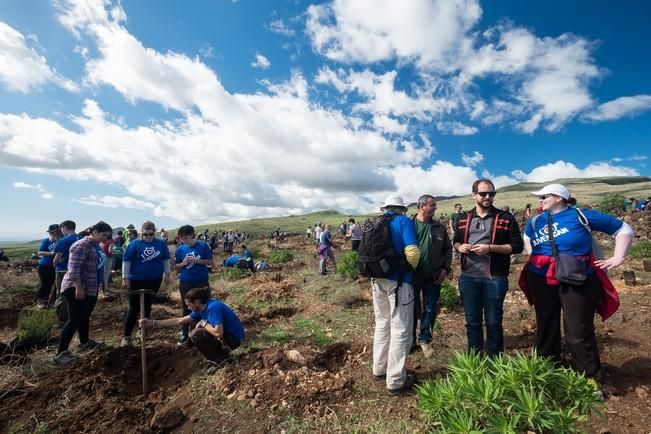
[385,211,418,284]
[319,230,332,246]
[190,299,245,341]
[123,238,171,280]
[94,243,106,284]
[38,238,56,266]
[224,255,241,267]
[242,249,253,261]
[175,240,212,283]
[54,233,82,271]
[525,208,623,275]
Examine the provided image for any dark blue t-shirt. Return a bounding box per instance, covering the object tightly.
[175,240,212,283]
[224,255,241,267]
[525,208,623,275]
[123,238,171,280]
[54,233,82,271]
[38,238,56,266]
[190,299,245,340]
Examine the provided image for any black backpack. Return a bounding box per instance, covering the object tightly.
[357,214,403,278]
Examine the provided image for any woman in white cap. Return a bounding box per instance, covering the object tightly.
[519,183,634,383]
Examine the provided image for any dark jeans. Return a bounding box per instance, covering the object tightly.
[459,275,508,356]
[527,269,602,378]
[58,289,97,354]
[179,281,210,338]
[112,255,122,272]
[55,271,68,325]
[189,328,241,362]
[413,280,441,344]
[351,240,361,251]
[123,278,162,338]
[36,264,55,302]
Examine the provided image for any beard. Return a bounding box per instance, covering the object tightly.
[476,199,492,210]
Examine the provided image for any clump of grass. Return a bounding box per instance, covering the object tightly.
[16,309,55,342]
[268,250,294,264]
[222,267,247,280]
[438,281,459,309]
[417,351,603,433]
[336,251,358,280]
[630,240,651,259]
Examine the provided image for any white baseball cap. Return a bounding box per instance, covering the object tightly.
[381,194,408,211]
[531,183,571,200]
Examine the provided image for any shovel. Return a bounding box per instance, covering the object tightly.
[130,288,156,395]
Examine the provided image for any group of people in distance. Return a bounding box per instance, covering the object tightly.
[36,220,244,366]
[369,179,633,396]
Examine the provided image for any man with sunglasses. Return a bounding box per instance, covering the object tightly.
[453,179,523,356]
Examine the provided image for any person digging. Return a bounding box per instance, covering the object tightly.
[139,287,245,365]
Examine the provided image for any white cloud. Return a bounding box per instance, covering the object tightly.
[306,0,481,69]
[0,22,78,92]
[251,52,271,70]
[462,151,484,167]
[41,192,54,200]
[269,19,295,37]
[13,181,42,189]
[511,161,640,182]
[584,95,651,121]
[437,122,478,136]
[199,44,215,59]
[77,195,155,210]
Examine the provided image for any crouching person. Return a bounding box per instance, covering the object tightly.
[139,288,245,364]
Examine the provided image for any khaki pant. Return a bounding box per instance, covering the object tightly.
[371,278,414,389]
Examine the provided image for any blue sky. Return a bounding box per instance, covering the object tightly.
[0,0,650,240]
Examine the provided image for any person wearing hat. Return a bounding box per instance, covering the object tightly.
[36,224,63,308]
[453,179,523,357]
[520,183,634,381]
[370,194,421,396]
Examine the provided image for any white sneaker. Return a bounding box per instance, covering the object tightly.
[120,337,131,347]
[420,342,435,358]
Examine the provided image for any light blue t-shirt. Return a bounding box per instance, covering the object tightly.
[385,211,418,284]
[224,255,241,267]
[190,299,245,341]
[123,238,171,280]
[175,240,212,283]
[94,243,106,284]
[54,233,82,271]
[38,238,56,266]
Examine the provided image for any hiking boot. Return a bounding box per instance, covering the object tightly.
[387,374,417,396]
[79,339,102,351]
[420,342,434,358]
[374,369,415,381]
[52,350,75,365]
[120,336,132,347]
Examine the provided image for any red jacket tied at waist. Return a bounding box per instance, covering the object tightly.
[518,254,619,321]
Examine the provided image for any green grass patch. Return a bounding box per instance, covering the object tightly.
[630,240,651,259]
[260,326,292,344]
[417,351,603,433]
[292,318,332,345]
[438,280,459,309]
[599,193,626,213]
[16,309,55,342]
[268,249,294,264]
[336,251,359,280]
[0,242,39,260]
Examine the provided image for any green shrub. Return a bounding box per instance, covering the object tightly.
[417,351,603,433]
[599,193,626,213]
[222,267,246,280]
[268,249,294,264]
[438,281,459,309]
[336,251,359,280]
[16,309,55,342]
[630,240,651,259]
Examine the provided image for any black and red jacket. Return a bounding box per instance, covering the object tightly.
[453,206,523,277]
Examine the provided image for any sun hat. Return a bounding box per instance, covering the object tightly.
[530,183,571,200]
[381,194,408,212]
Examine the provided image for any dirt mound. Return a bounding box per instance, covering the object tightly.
[248,275,297,301]
[238,305,297,326]
[0,344,202,433]
[218,343,358,415]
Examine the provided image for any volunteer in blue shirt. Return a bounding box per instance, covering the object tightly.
[36,224,62,308]
[175,225,213,343]
[139,287,244,363]
[120,221,171,346]
[53,220,82,326]
[523,184,634,380]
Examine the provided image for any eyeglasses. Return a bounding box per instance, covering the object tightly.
[142,232,155,237]
[476,191,496,198]
[475,219,485,231]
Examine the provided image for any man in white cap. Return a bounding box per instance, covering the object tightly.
[365,194,421,396]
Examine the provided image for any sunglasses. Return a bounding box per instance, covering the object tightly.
[142,232,155,237]
[476,191,496,198]
[538,194,555,200]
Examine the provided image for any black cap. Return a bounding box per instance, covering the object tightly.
[47,224,60,232]
[127,224,135,229]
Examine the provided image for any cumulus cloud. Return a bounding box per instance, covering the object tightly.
[251,53,271,70]
[462,151,484,167]
[511,161,640,182]
[77,195,156,209]
[583,95,651,121]
[0,22,78,92]
[11,181,53,199]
